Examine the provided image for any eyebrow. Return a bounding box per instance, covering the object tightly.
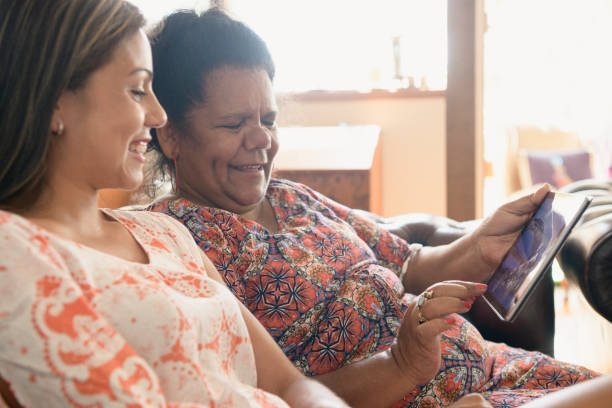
[217,110,278,121]
[129,68,153,78]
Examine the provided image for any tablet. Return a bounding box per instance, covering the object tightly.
[482,191,592,322]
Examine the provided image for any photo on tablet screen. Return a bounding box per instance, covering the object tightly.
[483,192,591,322]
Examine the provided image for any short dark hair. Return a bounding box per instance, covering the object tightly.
[0,0,145,211]
[150,8,275,132]
[144,8,275,196]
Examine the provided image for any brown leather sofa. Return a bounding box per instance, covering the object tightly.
[559,179,612,323]
[356,210,556,356]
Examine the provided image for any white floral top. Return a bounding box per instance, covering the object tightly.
[0,209,288,408]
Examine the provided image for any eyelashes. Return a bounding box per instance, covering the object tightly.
[130,89,147,100]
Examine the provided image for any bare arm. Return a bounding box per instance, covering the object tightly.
[314,349,416,407]
[201,254,349,408]
[520,375,612,408]
[201,252,415,407]
[204,247,486,408]
[402,185,549,293]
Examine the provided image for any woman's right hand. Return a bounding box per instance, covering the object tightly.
[390,281,488,386]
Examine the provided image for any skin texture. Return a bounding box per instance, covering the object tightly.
[156,66,560,407]
[157,67,280,231]
[51,30,166,198]
[390,281,487,386]
[25,29,167,263]
[13,31,347,408]
[402,184,551,294]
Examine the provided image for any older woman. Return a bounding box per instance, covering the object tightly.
[145,8,600,408]
[0,1,356,407]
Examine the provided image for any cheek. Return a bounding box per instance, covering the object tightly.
[269,133,280,162]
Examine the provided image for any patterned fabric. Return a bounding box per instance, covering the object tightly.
[0,209,289,408]
[149,179,598,407]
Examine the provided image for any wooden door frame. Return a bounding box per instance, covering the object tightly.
[446,0,485,221]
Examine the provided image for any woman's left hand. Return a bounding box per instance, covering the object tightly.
[390,281,487,386]
[470,184,550,281]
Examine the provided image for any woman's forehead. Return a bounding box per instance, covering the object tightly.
[202,67,276,113]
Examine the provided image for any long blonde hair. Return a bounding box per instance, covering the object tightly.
[0,0,145,211]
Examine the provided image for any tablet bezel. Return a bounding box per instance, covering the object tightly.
[482,191,592,322]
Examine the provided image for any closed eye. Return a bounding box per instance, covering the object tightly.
[219,119,245,130]
[131,89,147,100]
[262,112,277,129]
[262,120,276,129]
[221,123,242,130]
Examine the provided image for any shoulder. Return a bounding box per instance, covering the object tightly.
[0,210,70,292]
[147,198,248,237]
[108,208,203,258]
[0,209,31,238]
[147,198,219,223]
[107,208,184,234]
[269,177,324,204]
[0,210,54,257]
[269,178,341,217]
[269,177,311,195]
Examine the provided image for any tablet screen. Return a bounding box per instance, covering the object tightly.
[483,192,591,321]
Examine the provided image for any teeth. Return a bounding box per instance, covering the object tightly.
[234,164,263,170]
[129,143,147,154]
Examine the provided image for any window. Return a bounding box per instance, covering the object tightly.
[128,0,447,93]
[128,0,210,26]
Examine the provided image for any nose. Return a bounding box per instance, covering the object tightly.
[244,123,272,150]
[145,92,168,129]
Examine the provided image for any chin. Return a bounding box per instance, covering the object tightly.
[119,174,144,192]
[233,191,266,208]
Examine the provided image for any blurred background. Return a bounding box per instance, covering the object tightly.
[129,0,612,218]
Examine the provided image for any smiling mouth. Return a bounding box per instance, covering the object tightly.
[230,164,264,171]
[128,143,148,154]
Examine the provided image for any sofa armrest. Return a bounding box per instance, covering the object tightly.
[559,179,612,324]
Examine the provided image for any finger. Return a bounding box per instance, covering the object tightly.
[420,297,472,319]
[416,315,457,338]
[428,281,488,298]
[503,183,551,215]
[532,183,551,205]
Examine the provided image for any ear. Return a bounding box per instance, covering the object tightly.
[50,95,66,135]
[51,89,78,135]
[156,123,181,160]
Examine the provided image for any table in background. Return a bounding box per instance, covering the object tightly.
[274,125,382,213]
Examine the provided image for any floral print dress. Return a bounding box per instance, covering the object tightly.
[0,209,289,408]
[149,179,598,408]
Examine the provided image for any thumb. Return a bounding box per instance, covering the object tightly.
[505,183,550,215]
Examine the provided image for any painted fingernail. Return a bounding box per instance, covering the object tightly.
[470,294,476,302]
[464,301,472,309]
[476,283,488,289]
[445,317,455,324]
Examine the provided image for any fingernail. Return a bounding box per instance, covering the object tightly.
[476,283,488,290]
[445,317,455,324]
[470,294,475,302]
[464,301,472,309]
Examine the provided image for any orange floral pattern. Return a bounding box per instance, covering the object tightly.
[150,179,598,407]
[0,209,289,407]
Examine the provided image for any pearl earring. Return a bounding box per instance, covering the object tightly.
[53,119,64,136]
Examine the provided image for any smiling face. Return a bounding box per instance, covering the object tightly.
[48,29,167,193]
[175,67,279,216]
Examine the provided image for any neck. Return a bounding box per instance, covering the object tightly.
[174,186,276,231]
[21,178,107,239]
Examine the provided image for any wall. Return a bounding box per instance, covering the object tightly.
[277,94,446,217]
